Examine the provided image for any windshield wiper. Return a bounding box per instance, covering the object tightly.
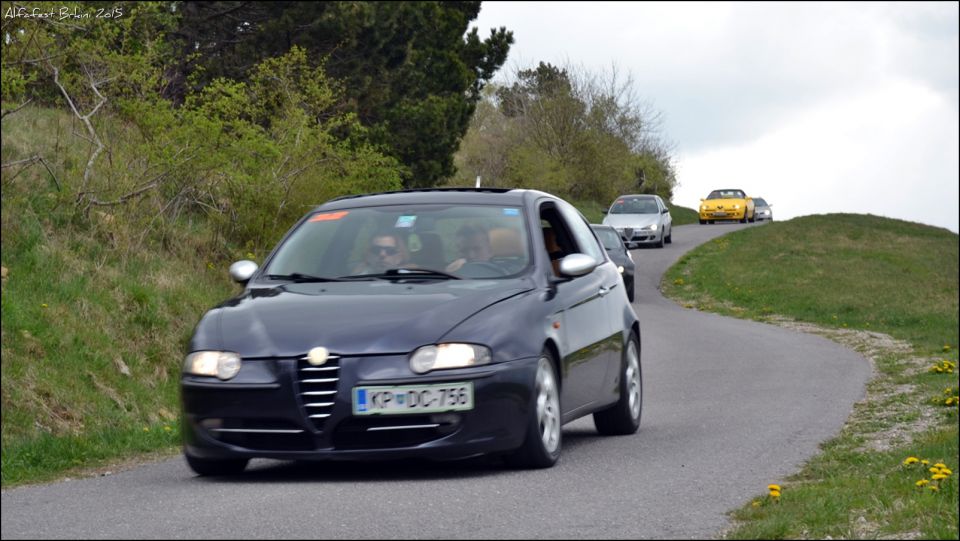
[339,268,461,281]
[266,273,345,283]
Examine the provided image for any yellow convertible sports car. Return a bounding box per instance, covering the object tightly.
[699,189,755,224]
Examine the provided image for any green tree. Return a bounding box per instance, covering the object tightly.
[166,1,513,188]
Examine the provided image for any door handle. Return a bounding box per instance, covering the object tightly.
[598,286,610,297]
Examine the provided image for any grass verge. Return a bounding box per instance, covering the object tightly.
[662,214,958,539]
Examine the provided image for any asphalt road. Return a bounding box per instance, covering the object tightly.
[1,221,871,540]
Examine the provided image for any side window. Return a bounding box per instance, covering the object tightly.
[555,200,605,263]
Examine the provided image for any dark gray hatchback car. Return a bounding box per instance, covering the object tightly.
[181,188,642,474]
[591,224,635,303]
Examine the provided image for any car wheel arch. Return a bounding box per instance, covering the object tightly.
[542,339,563,391]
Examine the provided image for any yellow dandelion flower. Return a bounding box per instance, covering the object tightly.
[903,457,920,465]
[41,303,48,308]
[932,474,949,481]
[916,479,930,487]
[767,484,781,491]
[939,468,953,476]
[944,345,951,352]
[934,463,947,469]
[143,427,150,432]
[163,426,172,432]
[751,501,761,508]
[921,460,930,465]
[930,467,942,474]
[928,485,939,492]
[769,490,781,498]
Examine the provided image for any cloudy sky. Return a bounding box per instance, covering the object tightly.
[471,1,959,232]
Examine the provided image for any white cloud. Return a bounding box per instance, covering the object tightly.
[472,1,960,232]
[675,78,959,231]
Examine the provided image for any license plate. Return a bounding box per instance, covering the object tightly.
[352,382,474,415]
[712,212,728,217]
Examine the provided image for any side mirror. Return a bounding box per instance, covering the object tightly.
[699,198,705,202]
[229,260,258,285]
[601,209,608,214]
[558,253,598,277]
[661,208,669,214]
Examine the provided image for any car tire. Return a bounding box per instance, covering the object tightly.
[505,353,562,469]
[699,219,706,225]
[184,453,249,476]
[665,228,672,244]
[748,212,756,223]
[740,213,748,224]
[655,234,664,248]
[626,277,635,303]
[593,333,642,435]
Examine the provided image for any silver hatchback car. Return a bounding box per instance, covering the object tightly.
[601,194,673,248]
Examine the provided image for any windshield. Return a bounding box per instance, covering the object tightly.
[609,197,659,214]
[592,227,623,250]
[707,189,746,200]
[264,204,531,280]
[753,198,768,206]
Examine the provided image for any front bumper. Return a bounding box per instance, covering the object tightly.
[181,354,538,461]
[699,209,747,221]
[616,228,662,246]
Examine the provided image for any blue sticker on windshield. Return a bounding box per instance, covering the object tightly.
[395,215,417,228]
[503,208,520,216]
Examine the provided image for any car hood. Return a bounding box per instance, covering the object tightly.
[602,214,661,229]
[701,198,747,208]
[198,279,534,357]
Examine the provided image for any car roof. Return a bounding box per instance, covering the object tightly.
[614,194,658,199]
[590,223,615,230]
[316,187,553,211]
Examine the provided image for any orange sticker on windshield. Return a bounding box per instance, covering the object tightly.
[309,211,349,222]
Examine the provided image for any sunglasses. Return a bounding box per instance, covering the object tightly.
[370,244,399,256]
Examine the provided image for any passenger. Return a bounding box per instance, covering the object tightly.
[446,224,493,273]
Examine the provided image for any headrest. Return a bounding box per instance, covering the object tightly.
[489,227,524,257]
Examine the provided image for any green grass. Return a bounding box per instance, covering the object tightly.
[662,213,959,539]
[1,107,240,487]
[663,214,958,354]
[667,202,699,225]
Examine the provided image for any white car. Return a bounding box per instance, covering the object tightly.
[602,194,673,248]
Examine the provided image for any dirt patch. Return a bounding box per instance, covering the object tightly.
[759,315,946,453]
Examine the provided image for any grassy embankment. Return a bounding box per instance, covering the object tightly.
[662,214,959,539]
[1,108,240,486]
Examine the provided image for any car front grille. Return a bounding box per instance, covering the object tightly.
[295,354,341,431]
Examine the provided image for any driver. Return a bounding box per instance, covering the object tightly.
[445,224,493,273]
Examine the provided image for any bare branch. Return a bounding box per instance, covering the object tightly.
[1,98,33,119]
[1,155,61,191]
[50,65,107,203]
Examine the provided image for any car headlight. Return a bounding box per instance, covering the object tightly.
[409,343,492,374]
[617,265,625,274]
[183,351,242,380]
[641,224,657,231]
[732,204,740,209]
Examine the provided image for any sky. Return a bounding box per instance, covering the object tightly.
[470,1,960,233]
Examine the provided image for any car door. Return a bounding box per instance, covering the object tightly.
[543,200,621,417]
